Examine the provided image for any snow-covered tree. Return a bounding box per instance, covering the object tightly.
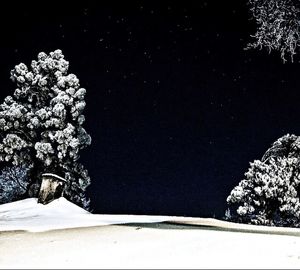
[246,0,300,62]
[0,165,30,204]
[261,133,298,162]
[0,49,91,208]
[226,134,300,227]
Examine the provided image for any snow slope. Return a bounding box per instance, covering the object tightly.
[2,197,300,236]
[1,198,300,268]
[0,198,171,232]
[1,221,300,268]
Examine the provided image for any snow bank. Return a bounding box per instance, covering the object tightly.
[2,197,300,236]
[0,198,171,232]
[1,222,300,268]
[2,198,300,268]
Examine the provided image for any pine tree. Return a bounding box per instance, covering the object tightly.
[0,50,91,208]
[246,0,300,62]
[226,134,300,227]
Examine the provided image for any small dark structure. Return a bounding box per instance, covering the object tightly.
[38,173,67,205]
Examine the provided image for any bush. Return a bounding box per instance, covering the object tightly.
[0,165,30,203]
[226,134,300,227]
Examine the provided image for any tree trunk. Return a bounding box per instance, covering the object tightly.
[38,173,67,205]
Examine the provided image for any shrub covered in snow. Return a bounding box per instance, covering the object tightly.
[0,165,30,204]
[0,50,91,208]
[247,0,300,62]
[226,134,300,227]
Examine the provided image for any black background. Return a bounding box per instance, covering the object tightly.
[0,1,300,218]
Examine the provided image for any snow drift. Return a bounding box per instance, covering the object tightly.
[2,197,300,235]
[2,198,300,268]
[0,198,170,232]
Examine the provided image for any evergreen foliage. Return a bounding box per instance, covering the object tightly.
[227,134,300,227]
[0,50,91,208]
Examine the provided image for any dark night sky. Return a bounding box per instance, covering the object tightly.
[1,1,300,218]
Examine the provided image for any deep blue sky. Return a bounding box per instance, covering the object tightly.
[1,1,300,218]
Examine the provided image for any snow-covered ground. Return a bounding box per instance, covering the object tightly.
[1,198,300,268]
[0,198,171,232]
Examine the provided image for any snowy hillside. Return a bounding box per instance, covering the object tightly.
[0,198,170,232]
[2,197,300,234]
[1,198,300,268]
